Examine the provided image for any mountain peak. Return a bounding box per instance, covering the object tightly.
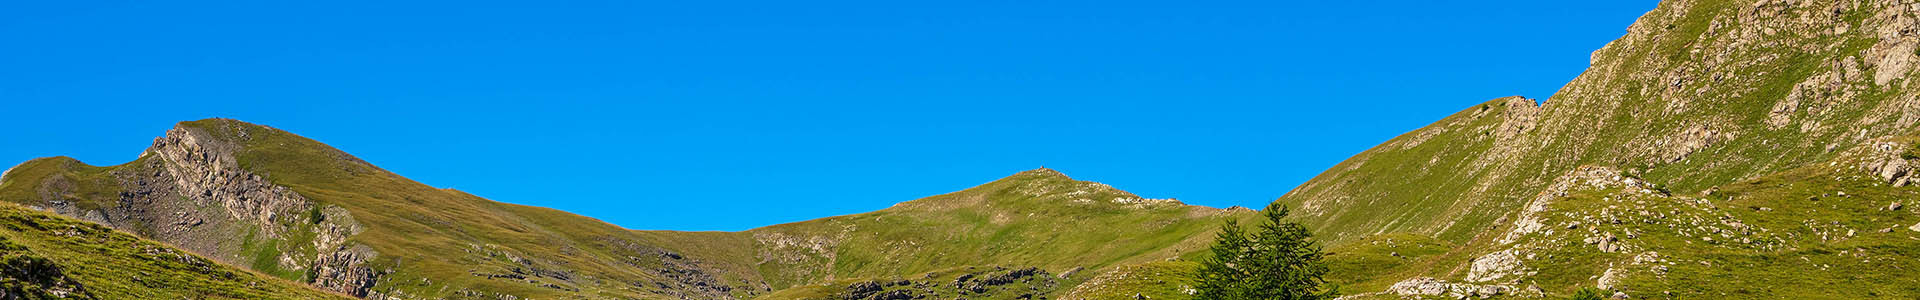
[1014,167,1069,178]
[169,118,275,142]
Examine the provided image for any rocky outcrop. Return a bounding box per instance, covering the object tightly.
[1597,268,1626,291]
[309,205,377,297]
[1383,277,1531,299]
[145,125,312,237]
[1867,0,1920,86]
[1500,166,1644,245]
[311,244,380,296]
[6,121,380,297]
[143,124,379,297]
[1465,249,1526,283]
[1861,140,1920,186]
[1491,97,1542,142]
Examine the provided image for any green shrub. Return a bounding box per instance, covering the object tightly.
[1570,287,1604,300]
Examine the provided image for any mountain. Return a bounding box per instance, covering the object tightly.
[11,0,1920,299]
[0,118,1243,299]
[1269,0,1920,298]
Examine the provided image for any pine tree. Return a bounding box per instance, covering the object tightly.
[1194,204,1337,300]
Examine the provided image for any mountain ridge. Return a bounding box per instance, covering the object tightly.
[0,118,1242,299]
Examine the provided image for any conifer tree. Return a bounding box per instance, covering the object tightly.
[1194,204,1336,300]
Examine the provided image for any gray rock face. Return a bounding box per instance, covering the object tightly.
[146,126,311,237]
[145,124,380,297]
[1869,1,1920,86]
[312,244,381,296]
[1491,97,1542,142]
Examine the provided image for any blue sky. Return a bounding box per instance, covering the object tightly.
[1,0,1656,231]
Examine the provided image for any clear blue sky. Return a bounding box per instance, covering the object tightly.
[1,0,1656,231]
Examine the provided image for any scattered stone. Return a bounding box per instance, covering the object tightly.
[1598,234,1621,252]
[1467,250,1524,282]
[1598,268,1624,290]
[1387,277,1509,299]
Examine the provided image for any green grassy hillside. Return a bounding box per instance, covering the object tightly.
[743,168,1245,298]
[0,202,350,299]
[1261,0,1920,297]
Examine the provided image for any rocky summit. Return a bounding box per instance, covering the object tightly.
[6,0,1920,299]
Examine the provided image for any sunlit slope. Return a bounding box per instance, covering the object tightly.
[745,168,1244,293]
[1262,0,1920,298]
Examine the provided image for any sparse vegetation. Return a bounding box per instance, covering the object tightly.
[1569,287,1602,300]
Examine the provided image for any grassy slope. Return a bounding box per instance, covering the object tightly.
[741,169,1248,299]
[1279,0,1903,244]
[182,118,774,299]
[1273,97,1526,245]
[1263,0,1920,296]
[1511,138,1920,298]
[0,202,350,299]
[0,157,127,216]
